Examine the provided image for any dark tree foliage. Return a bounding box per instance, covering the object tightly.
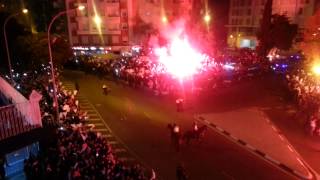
[257,0,297,57]
[256,0,273,57]
[132,15,156,46]
[14,33,72,70]
[271,15,298,50]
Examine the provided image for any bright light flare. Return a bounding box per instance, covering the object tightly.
[22,8,28,14]
[78,5,85,11]
[94,15,102,25]
[162,16,168,23]
[155,36,205,79]
[312,64,320,75]
[204,14,210,23]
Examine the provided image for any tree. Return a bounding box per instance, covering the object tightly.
[299,9,320,63]
[132,15,155,45]
[14,33,72,70]
[256,0,273,57]
[257,0,297,57]
[270,15,298,50]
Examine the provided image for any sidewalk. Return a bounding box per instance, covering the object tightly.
[260,101,320,178]
[196,107,314,179]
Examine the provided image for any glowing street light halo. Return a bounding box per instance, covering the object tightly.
[162,16,168,23]
[78,5,85,11]
[22,8,28,14]
[93,15,102,25]
[204,14,211,23]
[312,64,320,75]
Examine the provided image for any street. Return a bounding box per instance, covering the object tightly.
[62,70,298,180]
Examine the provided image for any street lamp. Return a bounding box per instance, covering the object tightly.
[47,5,85,122]
[204,14,211,23]
[93,15,102,25]
[3,8,28,82]
[161,16,168,23]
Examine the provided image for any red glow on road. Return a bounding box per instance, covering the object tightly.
[154,36,206,79]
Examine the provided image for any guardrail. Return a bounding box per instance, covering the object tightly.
[0,103,41,141]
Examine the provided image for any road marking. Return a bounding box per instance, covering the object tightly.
[102,134,112,138]
[108,141,118,145]
[94,128,109,132]
[113,148,126,153]
[287,145,294,152]
[89,118,101,122]
[93,123,105,127]
[118,157,135,162]
[143,112,151,119]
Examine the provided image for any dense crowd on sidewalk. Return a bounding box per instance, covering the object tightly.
[8,66,149,179]
[285,69,320,136]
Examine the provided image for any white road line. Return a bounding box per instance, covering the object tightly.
[216,127,224,132]
[246,144,256,150]
[118,157,135,162]
[102,134,112,138]
[279,135,285,141]
[113,148,126,153]
[287,145,294,152]
[94,128,109,132]
[93,123,105,127]
[89,118,101,122]
[108,141,118,145]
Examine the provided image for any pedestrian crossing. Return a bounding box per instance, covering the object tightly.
[62,81,138,164]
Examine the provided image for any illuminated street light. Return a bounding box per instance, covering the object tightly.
[312,64,320,75]
[230,35,234,39]
[3,8,28,82]
[78,5,85,11]
[22,8,28,14]
[162,16,168,23]
[204,14,211,23]
[47,5,85,122]
[93,15,102,25]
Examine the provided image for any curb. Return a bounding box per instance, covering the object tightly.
[195,115,313,180]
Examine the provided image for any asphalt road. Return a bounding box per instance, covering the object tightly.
[62,70,297,180]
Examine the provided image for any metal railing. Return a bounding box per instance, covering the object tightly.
[0,104,41,141]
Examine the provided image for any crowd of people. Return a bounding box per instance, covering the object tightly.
[66,49,266,98]
[8,65,150,179]
[285,70,320,136]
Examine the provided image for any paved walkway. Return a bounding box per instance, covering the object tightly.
[196,107,314,179]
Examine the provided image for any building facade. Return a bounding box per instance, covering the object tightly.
[227,0,318,49]
[65,0,134,51]
[65,0,193,52]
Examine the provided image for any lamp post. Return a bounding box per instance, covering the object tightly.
[48,5,84,122]
[3,8,28,82]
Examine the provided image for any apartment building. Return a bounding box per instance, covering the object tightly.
[65,0,193,52]
[65,0,133,52]
[227,0,318,49]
